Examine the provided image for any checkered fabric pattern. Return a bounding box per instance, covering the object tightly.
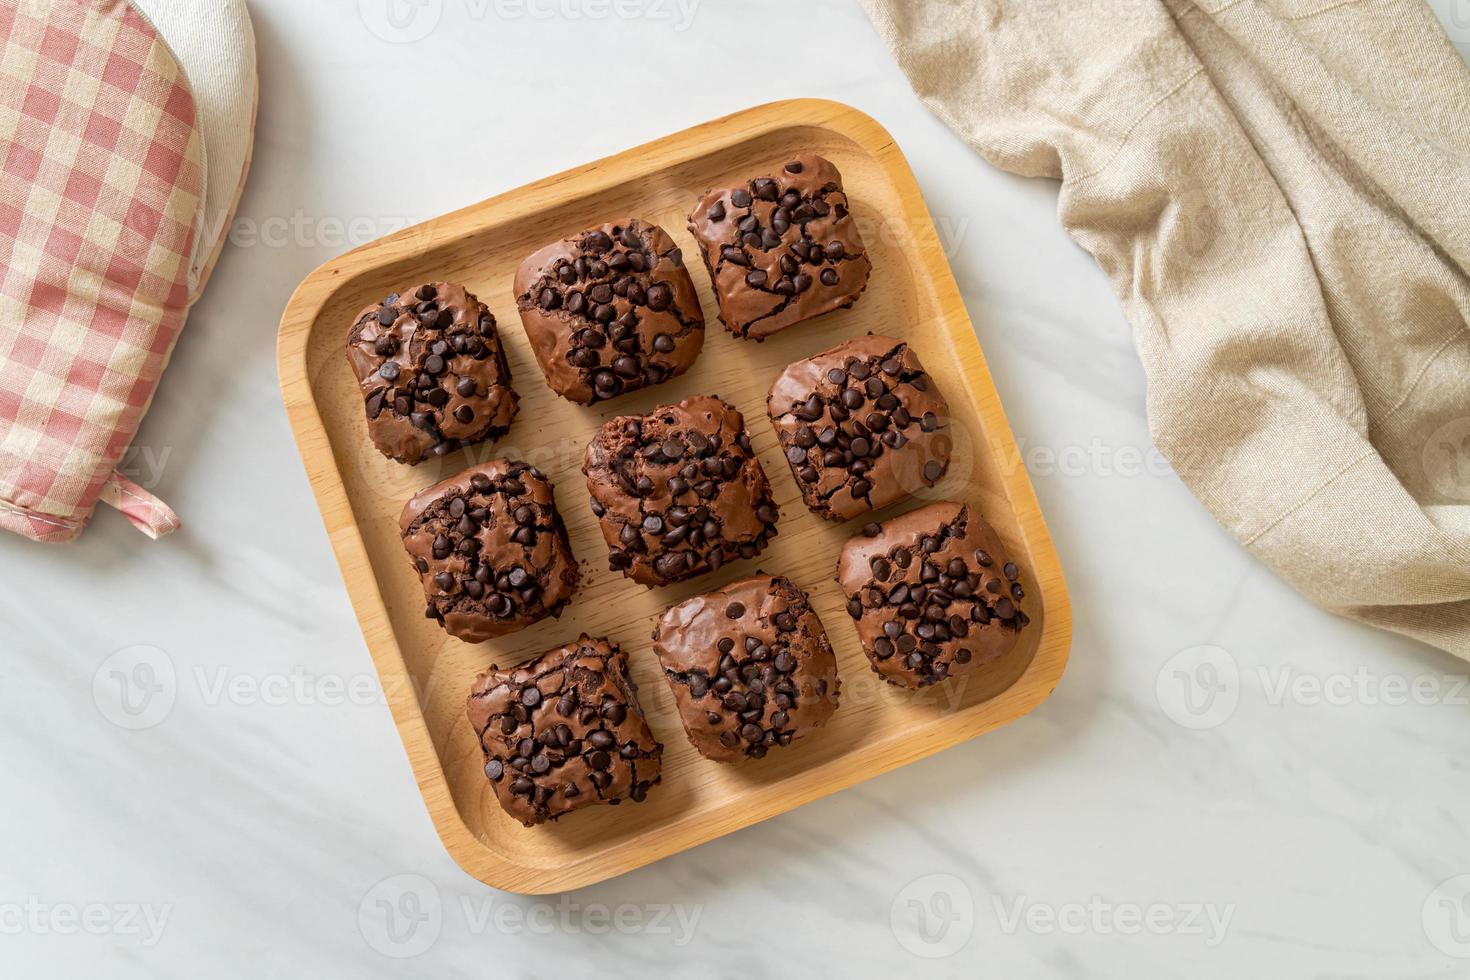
[0,0,204,542]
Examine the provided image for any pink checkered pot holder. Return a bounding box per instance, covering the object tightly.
[0,0,207,542]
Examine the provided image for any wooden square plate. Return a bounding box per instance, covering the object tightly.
[277,99,1071,894]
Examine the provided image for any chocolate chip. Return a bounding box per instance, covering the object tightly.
[592,369,621,396]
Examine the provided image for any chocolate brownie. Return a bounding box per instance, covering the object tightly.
[467,635,662,826]
[687,153,871,340]
[400,460,578,643]
[836,501,1029,689]
[769,335,951,522]
[583,395,780,587]
[514,219,704,404]
[346,281,518,464]
[652,573,840,763]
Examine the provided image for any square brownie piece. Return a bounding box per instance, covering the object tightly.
[346,281,518,464]
[836,501,1029,689]
[583,395,780,587]
[652,573,840,763]
[400,459,578,643]
[514,219,705,404]
[769,335,951,522]
[687,153,871,340]
[467,635,662,826]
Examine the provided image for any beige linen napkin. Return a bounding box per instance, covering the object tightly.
[861,0,1470,658]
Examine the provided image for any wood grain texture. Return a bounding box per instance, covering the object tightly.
[276,100,1072,894]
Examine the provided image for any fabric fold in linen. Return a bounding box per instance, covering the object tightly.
[860,0,1470,658]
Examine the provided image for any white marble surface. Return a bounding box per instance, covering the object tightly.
[4,1,1470,976]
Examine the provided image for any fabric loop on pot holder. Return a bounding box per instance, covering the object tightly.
[98,469,179,539]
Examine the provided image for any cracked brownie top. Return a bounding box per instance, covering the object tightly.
[836,501,1029,689]
[513,219,705,405]
[768,334,951,522]
[467,635,662,826]
[346,281,518,464]
[583,394,780,588]
[687,153,872,340]
[400,459,578,643]
[652,573,840,764]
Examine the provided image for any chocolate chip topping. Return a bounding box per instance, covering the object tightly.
[399,459,578,643]
[346,281,518,464]
[583,395,780,587]
[835,501,1029,689]
[467,635,662,826]
[687,153,872,341]
[768,334,952,521]
[652,574,840,764]
[514,219,705,405]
